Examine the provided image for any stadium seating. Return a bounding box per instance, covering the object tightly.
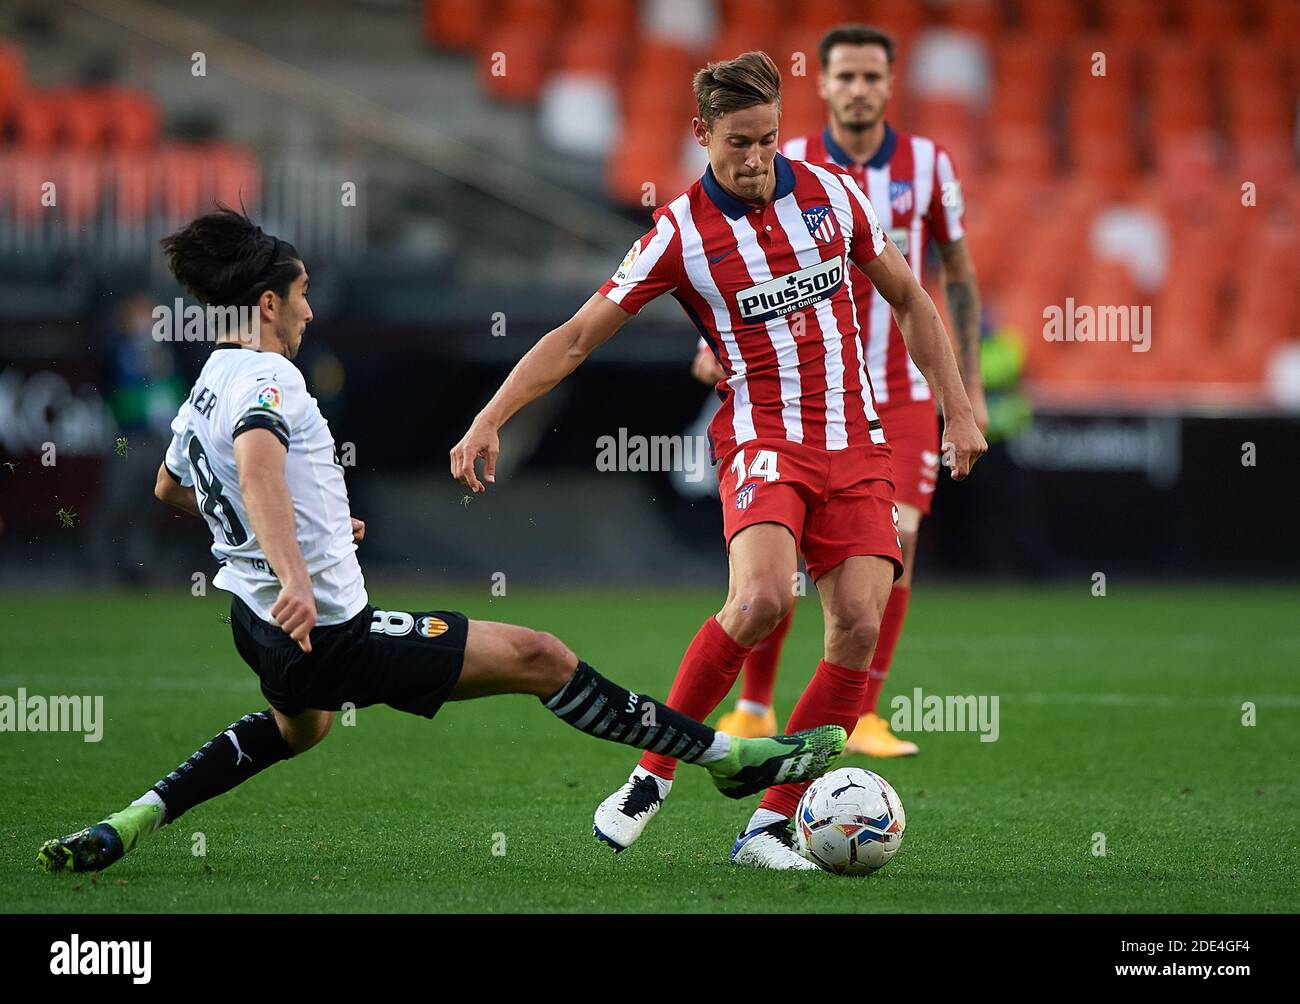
[0,36,261,260]
[421,0,1298,395]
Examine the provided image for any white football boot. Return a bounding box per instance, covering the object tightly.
[729,819,820,870]
[592,767,671,853]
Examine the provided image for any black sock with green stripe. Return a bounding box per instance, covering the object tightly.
[542,662,719,763]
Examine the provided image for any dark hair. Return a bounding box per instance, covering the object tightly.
[159,205,301,307]
[818,24,896,70]
[693,50,782,127]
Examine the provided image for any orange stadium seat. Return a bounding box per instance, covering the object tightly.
[1222,44,1293,185]
[1045,259,1145,385]
[1018,0,1085,44]
[1147,42,1218,184]
[424,0,495,51]
[941,0,1004,41]
[49,152,103,225]
[1225,221,1299,380]
[709,25,780,68]
[862,0,927,40]
[991,119,1054,180]
[1149,221,1228,382]
[913,97,981,179]
[795,0,857,33]
[1259,0,1300,43]
[208,143,261,209]
[994,37,1056,114]
[4,151,56,226]
[718,0,780,38]
[12,91,62,150]
[499,0,558,34]
[0,42,25,121]
[1182,0,1248,39]
[607,136,682,208]
[1068,36,1135,92]
[1148,42,1210,125]
[622,37,693,98]
[104,88,161,150]
[479,27,551,102]
[158,144,207,223]
[110,151,154,226]
[989,38,1057,179]
[572,0,637,38]
[778,29,826,138]
[1068,88,1138,187]
[60,88,112,150]
[556,27,622,77]
[781,87,825,143]
[1097,0,1170,40]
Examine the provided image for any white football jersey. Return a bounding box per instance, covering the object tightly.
[164,343,367,625]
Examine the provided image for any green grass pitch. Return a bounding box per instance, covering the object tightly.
[2,583,1297,913]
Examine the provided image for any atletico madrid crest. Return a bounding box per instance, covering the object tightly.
[889,179,914,216]
[736,483,756,510]
[801,205,838,244]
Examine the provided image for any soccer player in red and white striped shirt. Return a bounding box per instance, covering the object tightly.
[710,25,989,758]
[451,50,985,869]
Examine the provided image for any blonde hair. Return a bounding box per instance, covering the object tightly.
[692,50,781,128]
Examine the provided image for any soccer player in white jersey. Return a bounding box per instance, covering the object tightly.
[709,24,989,757]
[37,208,844,875]
[451,53,986,869]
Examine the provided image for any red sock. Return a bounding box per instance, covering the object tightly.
[757,659,868,818]
[738,606,794,710]
[861,585,910,716]
[639,616,752,781]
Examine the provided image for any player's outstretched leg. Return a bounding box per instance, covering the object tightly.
[38,708,331,874]
[453,622,845,852]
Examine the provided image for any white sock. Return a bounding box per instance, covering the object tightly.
[746,807,787,833]
[130,790,167,830]
[737,699,770,717]
[695,731,731,765]
[630,765,673,799]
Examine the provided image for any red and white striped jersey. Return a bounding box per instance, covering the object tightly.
[783,124,964,407]
[598,153,889,459]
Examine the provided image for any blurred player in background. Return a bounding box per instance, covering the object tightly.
[452,52,985,869]
[706,25,988,758]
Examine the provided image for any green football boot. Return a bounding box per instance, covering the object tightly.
[37,803,161,874]
[706,725,847,799]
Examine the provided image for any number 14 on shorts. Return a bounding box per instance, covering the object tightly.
[731,449,780,489]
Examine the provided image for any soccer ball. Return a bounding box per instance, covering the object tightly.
[794,767,906,876]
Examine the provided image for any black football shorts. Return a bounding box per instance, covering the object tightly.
[229,595,468,718]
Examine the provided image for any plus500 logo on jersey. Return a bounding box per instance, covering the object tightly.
[736,257,843,324]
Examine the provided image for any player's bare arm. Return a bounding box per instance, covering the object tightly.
[938,236,988,433]
[860,241,987,479]
[153,463,200,517]
[234,427,317,652]
[450,292,630,492]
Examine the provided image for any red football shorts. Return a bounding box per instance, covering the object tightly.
[877,401,941,515]
[717,437,903,582]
